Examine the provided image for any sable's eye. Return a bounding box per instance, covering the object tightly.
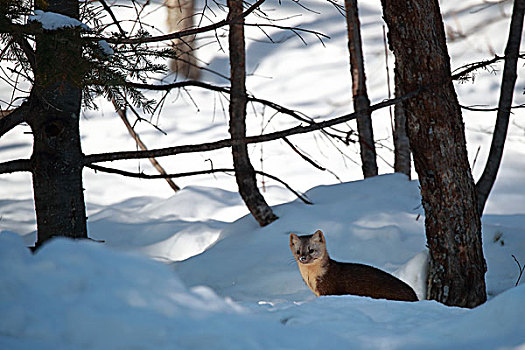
[309,249,314,254]
[296,250,300,255]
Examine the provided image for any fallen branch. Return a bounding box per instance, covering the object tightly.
[112,98,180,193]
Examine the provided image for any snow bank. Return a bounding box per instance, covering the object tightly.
[1,228,524,350]
[0,232,246,349]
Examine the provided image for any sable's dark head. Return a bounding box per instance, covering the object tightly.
[289,230,327,265]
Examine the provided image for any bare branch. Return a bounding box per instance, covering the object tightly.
[257,170,312,205]
[12,33,36,72]
[86,163,312,205]
[88,51,521,176]
[127,80,230,93]
[244,23,330,42]
[0,0,267,46]
[0,104,29,138]
[101,0,267,45]
[0,159,31,174]
[83,90,419,165]
[98,0,127,36]
[126,80,353,141]
[451,53,525,81]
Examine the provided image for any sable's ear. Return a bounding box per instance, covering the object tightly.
[289,233,298,246]
[313,230,324,243]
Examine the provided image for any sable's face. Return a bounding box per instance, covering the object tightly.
[289,230,326,265]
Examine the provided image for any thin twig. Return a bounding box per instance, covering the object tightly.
[511,254,524,286]
[283,137,326,171]
[461,103,525,112]
[451,53,525,80]
[100,0,267,44]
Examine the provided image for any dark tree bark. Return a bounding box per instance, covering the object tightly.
[381,0,487,307]
[475,0,525,215]
[27,0,88,246]
[227,0,277,226]
[393,72,411,179]
[345,0,378,178]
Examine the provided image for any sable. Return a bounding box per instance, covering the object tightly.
[289,230,417,301]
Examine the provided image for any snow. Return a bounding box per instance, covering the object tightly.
[28,9,114,56]
[29,10,90,31]
[1,0,525,349]
[97,40,114,57]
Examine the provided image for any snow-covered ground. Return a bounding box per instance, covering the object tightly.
[1,0,525,349]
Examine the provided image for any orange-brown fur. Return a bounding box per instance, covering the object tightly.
[289,230,418,301]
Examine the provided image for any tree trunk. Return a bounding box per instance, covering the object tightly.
[381,0,487,307]
[28,0,88,247]
[393,71,411,178]
[166,0,200,80]
[344,0,378,178]
[475,0,525,215]
[227,0,278,226]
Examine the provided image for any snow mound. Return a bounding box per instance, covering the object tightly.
[174,174,428,302]
[0,232,244,350]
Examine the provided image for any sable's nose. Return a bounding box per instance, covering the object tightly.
[299,256,307,263]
